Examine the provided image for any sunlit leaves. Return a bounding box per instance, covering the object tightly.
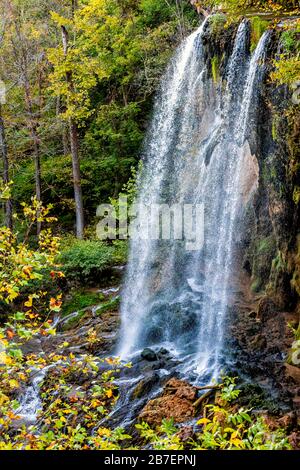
[0,197,60,304]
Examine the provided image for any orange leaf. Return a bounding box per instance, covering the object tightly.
[6,330,15,340]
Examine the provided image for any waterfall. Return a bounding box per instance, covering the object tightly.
[118,18,270,382]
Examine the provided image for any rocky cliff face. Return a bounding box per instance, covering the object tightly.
[202,17,300,418]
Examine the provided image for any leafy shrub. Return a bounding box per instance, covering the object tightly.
[59,240,113,282]
[59,239,128,284]
[140,0,172,27]
[272,55,300,85]
[210,13,227,34]
[271,21,300,85]
[281,30,297,52]
[111,239,129,265]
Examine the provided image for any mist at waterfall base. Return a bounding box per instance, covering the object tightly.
[118,18,270,384]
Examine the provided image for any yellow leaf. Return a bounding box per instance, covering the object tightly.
[91,399,101,408]
[197,417,211,425]
[9,379,19,389]
[24,297,33,307]
[230,438,245,449]
[0,352,7,364]
[0,393,9,406]
[106,389,113,399]
[97,428,111,437]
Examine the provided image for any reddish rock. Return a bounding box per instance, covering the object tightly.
[278,412,297,432]
[138,378,197,426]
[138,395,194,427]
[285,364,300,386]
[163,378,198,401]
[288,431,300,450]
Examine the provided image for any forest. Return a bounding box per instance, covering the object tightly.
[0,0,300,454]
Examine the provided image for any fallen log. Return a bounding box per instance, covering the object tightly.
[193,389,215,411]
[194,384,221,391]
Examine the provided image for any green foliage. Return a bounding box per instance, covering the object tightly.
[109,163,141,239]
[0,0,198,229]
[211,56,221,83]
[12,154,74,222]
[250,235,277,293]
[0,195,130,449]
[45,0,198,224]
[61,290,105,317]
[271,21,300,85]
[220,376,241,403]
[201,0,299,13]
[83,103,143,208]
[59,238,127,284]
[0,354,130,450]
[95,297,120,315]
[250,16,268,52]
[59,240,110,282]
[139,0,172,27]
[111,239,129,264]
[210,13,227,34]
[272,55,300,86]
[136,419,183,450]
[281,30,297,52]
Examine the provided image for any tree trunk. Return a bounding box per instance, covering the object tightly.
[24,79,42,236]
[0,104,13,230]
[69,118,84,239]
[56,96,70,156]
[61,24,84,239]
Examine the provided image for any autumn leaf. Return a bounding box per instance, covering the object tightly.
[24,297,33,308]
[6,329,15,340]
[7,410,20,421]
[9,379,19,389]
[49,296,62,311]
[0,393,9,406]
[22,266,33,278]
[197,417,211,425]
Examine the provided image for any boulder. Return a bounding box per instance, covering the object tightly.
[131,373,160,400]
[138,378,198,426]
[138,395,194,427]
[141,348,157,361]
[163,377,197,401]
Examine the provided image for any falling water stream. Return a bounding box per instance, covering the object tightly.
[118,18,270,383]
[16,17,272,426]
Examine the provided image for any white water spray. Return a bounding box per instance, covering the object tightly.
[119,19,270,382]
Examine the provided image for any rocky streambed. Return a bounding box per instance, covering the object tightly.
[13,264,299,446]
